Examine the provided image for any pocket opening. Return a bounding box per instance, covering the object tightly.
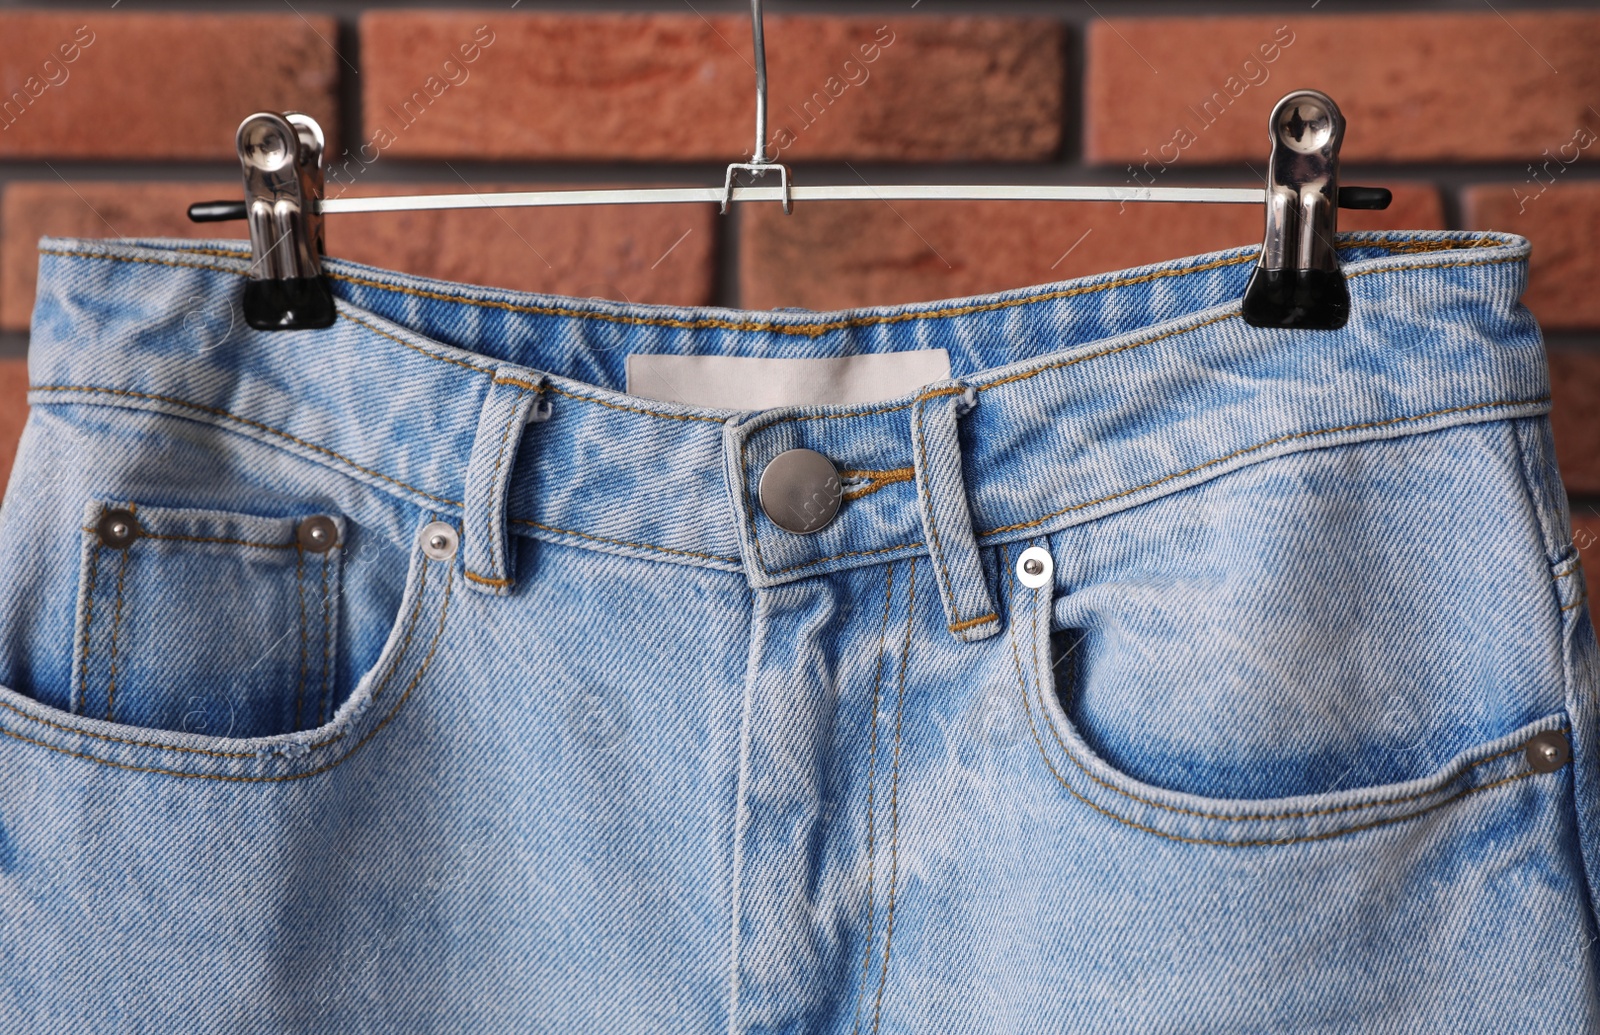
[0,512,458,781]
[1002,538,1573,848]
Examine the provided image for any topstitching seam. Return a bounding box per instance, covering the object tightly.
[0,553,437,763]
[1005,548,1562,843]
[0,563,457,780]
[467,383,527,585]
[850,561,896,1035]
[35,384,736,566]
[36,243,1521,430]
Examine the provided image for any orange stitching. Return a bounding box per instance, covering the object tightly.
[464,571,514,588]
[350,316,727,424]
[545,382,726,423]
[77,540,99,716]
[1017,554,1557,820]
[948,612,997,633]
[1345,255,1523,280]
[842,468,914,503]
[1562,593,1588,613]
[37,384,739,566]
[34,384,461,506]
[737,437,770,573]
[506,517,739,565]
[38,237,1515,356]
[851,562,896,1035]
[294,545,309,732]
[980,396,1550,538]
[75,526,297,552]
[913,395,963,627]
[495,373,725,424]
[1007,562,1562,844]
[105,549,129,723]
[38,249,243,278]
[46,235,1502,338]
[841,467,914,481]
[681,249,1520,433]
[170,246,250,258]
[0,544,436,762]
[468,384,527,586]
[36,247,1539,580]
[318,551,333,727]
[765,311,1245,428]
[767,541,925,576]
[326,252,1263,338]
[373,557,433,703]
[1339,233,1503,255]
[755,311,1254,579]
[351,314,727,425]
[336,311,495,376]
[971,310,1243,399]
[872,556,914,1035]
[0,563,453,781]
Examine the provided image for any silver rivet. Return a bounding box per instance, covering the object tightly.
[420,521,458,561]
[96,508,140,549]
[1525,730,1571,773]
[296,515,339,554]
[757,448,842,535]
[1015,546,1052,589]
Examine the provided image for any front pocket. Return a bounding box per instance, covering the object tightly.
[71,500,345,738]
[1000,537,1575,847]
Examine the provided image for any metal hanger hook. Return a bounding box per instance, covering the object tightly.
[721,0,793,214]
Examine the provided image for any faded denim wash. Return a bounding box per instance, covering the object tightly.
[0,230,1596,1033]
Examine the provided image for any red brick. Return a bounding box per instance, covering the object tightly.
[0,14,339,159]
[1575,514,1600,595]
[0,181,235,330]
[0,360,25,497]
[1463,181,1600,332]
[1084,14,1600,165]
[1,182,718,332]
[358,13,1063,161]
[739,183,1442,312]
[1550,350,1600,496]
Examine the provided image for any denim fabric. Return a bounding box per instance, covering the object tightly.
[0,230,1594,1033]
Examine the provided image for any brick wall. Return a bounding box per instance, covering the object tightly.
[0,3,1595,579]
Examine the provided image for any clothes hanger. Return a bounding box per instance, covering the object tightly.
[186,0,1390,333]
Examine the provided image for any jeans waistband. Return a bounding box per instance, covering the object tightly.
[25,232,1550,636]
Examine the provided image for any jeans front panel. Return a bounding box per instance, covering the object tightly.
[0,230,1593,1034]
[0,400,746,1033]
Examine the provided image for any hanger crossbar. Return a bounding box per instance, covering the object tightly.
[316,183,1266,215]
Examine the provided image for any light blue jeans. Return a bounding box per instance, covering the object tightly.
[0,230,1595,1033]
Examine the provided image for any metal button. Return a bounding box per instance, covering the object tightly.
[296,515,339,553]
[1525,730,1571,773]
[758,448,842,535]
[1015,546,1052,588]
[95,508,140,549]
[419,521,459,561]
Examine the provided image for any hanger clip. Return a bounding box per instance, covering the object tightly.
[235,111,335,331]
[721,161,792,215]
[1242,90,1357,331]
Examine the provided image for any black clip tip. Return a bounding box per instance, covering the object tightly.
[243,278,336,331]
[188,201,247,223]
[1337,186,1391,211]
[1241,267,1350,330]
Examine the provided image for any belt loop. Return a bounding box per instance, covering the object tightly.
[462,366,548,597]
[911,381,1001,642]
